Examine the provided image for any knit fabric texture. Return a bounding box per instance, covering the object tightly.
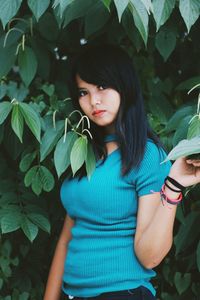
[60,140,171,297]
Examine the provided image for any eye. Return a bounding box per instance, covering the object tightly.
[98,84,107,90]
[78,90,87,97]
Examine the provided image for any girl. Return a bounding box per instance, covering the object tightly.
[44,44,200,300]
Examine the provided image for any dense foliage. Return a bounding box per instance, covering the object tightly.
[0,1,200,299]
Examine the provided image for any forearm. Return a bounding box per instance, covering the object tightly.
[135,187,180,269]
[43,239,68,300]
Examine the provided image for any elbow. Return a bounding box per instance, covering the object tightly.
[135,240,173,270]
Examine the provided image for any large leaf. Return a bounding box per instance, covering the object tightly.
[85,1,110,37]
[152,0,175,31]
[0,102,12,125]
[52,0,74,17]
[70,136,88,176]
[140,0,153,13]
[174,272,191,295]
[54,131,78,177]
[63,0,95,27]
[0,43,17,79]
[20,216,38,242]
[113,0,129,21]
[155,29,176,61]
[40,121,64,162]
[174,212,200,254]
[164,105,195,133]
[11,103,24,143]
[176,76,200,91]
[179,0,200,32]
[18,46,38,86]
[27,213,50,233]
[24,166,38,187]
[0,0,22,28]
[129,0,149,45]
[19,151,36,172]
[85,142,96,180]
[19,102,41,142]
[163,136,200,161]
[28,0,50,21]
[38,166,55,192]
[172,115,191,146]
[187,115,200,139]
[102,0,112,10]
[0,208,22,233]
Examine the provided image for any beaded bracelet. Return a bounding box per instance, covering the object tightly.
[160,184,182,206]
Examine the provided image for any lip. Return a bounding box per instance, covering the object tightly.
[92,110,106,116]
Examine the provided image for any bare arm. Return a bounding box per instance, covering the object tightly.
[135,157,200,269]
[43,215,74,300]
[134,187,177,269]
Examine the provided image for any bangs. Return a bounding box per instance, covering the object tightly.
[74,45,122,92]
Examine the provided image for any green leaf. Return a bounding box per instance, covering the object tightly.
[20,216,38,242]
[20,151,37,172]
[41,83,55,97]
[176,76,200,91]
[102,0,112,10]
[38,12,59,41]
[70,136,88,176]
[140,0,153,13]
[24,166,38,187]
[38,166,55,192]
[155,29,176,61]
[187,115,200,139]
[54,131,78,177]
[174,212,200,254]
[31,174,43,195]
[40,121,64,162]
[164,105,195,133]
[174,272,191,295]
[179,0,200,32]
[19,102,41,142]
[1,210,22,233]
[11,103,24,143]
[197,240,200,272]
[18,46,38,86]
[0,102,12,125]
[114,0,129,21]
[63,0,94,27]
[28,213,50,233]
[0,43,17,79]
[152,0,175,31]
[85,142,96,180]
[164,136,200,161]
[85,1,110,37]
[172,115,191,146]
[129,0,149,45]
[52,0,74,17]
[28,0,50,21]
[0,0,22,28]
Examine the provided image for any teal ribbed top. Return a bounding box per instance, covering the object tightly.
[60,139,171,297]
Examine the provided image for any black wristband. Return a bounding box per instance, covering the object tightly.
[164,181,181,193]
[166,176,185,191]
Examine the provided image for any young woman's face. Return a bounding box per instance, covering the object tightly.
[76,75,121,131]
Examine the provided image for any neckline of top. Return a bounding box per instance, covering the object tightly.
[103,133,118,143]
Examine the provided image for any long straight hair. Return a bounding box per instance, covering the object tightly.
[67,44,161,175]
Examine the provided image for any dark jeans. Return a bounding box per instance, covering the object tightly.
[61,286,156,300]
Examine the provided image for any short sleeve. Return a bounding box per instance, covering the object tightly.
[135,141,171,197]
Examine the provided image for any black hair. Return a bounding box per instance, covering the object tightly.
[67,44,161,175]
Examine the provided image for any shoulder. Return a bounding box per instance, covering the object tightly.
[141,139,167,168]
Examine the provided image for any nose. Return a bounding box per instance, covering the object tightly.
[90,92,101,106]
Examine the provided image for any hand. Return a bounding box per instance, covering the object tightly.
[169,157,200,188]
